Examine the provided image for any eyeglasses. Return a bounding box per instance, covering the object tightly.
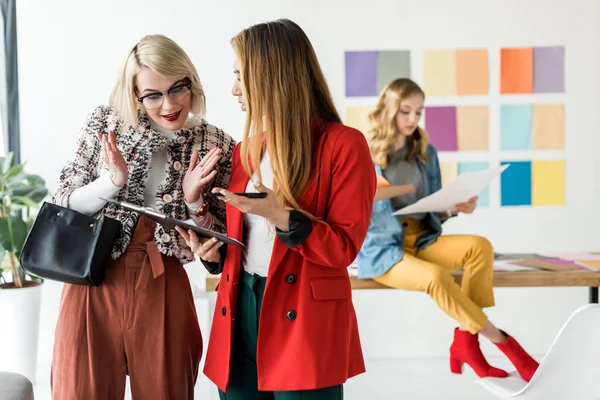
[135,78,192,110]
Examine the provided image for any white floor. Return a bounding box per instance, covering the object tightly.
[33,356,523,399]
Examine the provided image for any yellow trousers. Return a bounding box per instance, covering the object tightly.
[373,219,494,333]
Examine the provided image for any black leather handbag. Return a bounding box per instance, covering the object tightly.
[20,201,121,286]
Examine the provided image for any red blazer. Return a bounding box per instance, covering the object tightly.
[203,119,376,392]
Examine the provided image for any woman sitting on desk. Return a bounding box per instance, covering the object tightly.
[357,78,539,382]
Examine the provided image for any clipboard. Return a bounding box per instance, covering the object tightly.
[374,175,415,202]
[101,198,246,248]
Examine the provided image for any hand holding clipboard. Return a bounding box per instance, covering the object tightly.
[101,198,246,248]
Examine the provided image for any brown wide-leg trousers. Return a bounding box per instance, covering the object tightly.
[51,216,203,400]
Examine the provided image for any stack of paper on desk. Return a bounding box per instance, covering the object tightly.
[509,258,590,271]
[540,252,600,271]
[493,259,540,272]
[495,253,546,260]
[392,164,509,216]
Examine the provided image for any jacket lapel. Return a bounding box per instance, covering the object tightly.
[223,162,250,282]
[227,162,251,242]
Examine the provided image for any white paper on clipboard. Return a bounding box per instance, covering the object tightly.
[392,164,509,216]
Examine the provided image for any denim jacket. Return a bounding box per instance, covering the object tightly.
[357,144,444,279]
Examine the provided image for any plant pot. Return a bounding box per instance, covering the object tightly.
[0,280,42,384]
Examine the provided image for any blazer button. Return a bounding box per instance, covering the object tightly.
[222,306,227,316]
[226,274,230,282]
[285,274,296,284]
[286,310,297,321]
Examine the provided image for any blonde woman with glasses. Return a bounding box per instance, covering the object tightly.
[51,34,235,399]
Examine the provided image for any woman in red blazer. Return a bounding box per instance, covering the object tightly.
[177,18,376,399]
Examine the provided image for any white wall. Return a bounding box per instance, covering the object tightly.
[16,0,600,392]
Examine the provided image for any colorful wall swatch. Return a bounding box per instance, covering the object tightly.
[501,160,565,206]
[423,49,489,96]
[424,106,457,151]
[378,51,411,93]
[440,161,458,187]
[458,162,490,207]
[531,160,565,205]
[345,51,378,97]
[500,103,564,150]
[456,49,489,95]
[344,106,373,135]
[532,104,565,150]
[456,105,489,151]
[533,47,565,93]
[345,50,410,97]
[501,46,565,94]
[425,105,489,151]
[500,104,532,150]
[500,48,533,94]
[500,161,532,206]
[423,50,456,96]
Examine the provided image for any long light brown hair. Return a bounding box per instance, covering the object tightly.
[367,78,429,168]
[231,19,341,217]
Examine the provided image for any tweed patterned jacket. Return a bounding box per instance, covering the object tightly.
[53,105,236,264]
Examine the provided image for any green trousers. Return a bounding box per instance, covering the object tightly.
[218,270,343,400]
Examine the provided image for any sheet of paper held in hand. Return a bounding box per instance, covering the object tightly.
[391,164,509,216]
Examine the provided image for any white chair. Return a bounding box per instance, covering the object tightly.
[476,304,600,399]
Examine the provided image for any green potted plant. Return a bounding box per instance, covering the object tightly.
[0,151,48,383]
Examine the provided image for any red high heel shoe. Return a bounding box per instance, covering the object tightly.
[449,328,508,378]
[495,331,539,382]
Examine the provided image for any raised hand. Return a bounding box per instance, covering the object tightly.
[96,131,128,187]
[183,148,222,204]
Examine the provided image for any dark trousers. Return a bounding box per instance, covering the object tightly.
[219,270,343,400]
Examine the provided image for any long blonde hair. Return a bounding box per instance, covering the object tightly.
[109,34,206,128]
[367,78,429,168]
[231,19,341,218]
